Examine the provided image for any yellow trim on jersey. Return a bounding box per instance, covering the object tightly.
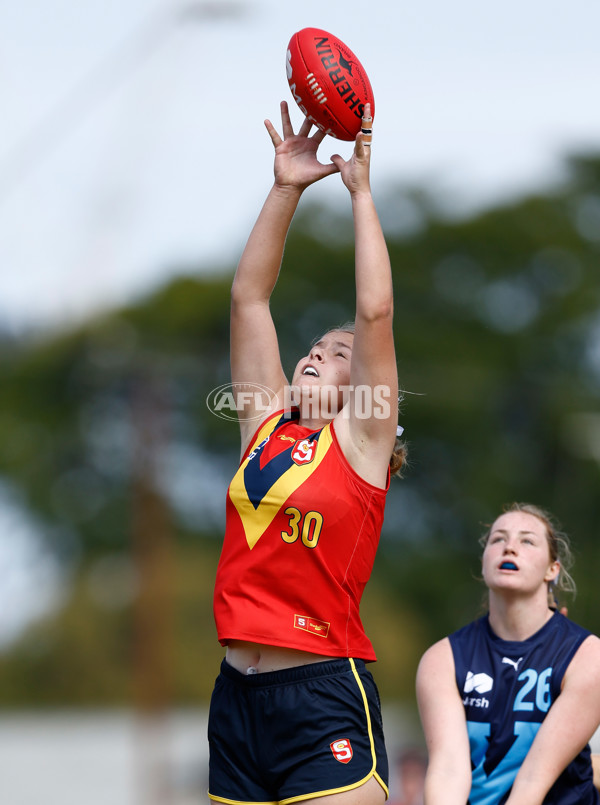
[374,771,389,796]
[350,657,378,768]
[229,419,334,551]
[246,412,285,456]
[279,658,389,804]
[209,795,276,805]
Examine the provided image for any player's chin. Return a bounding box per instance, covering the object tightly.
[489,575,529,594]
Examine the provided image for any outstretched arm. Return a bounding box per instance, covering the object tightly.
[505,634,600,805]
[416,638,472,805]
[330,106,398,487]
[230,102,339,451]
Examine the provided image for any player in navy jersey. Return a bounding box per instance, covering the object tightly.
[416,503,600,805]
[208,102,406,805]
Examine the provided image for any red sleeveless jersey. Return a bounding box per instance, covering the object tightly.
[213,409,389,661]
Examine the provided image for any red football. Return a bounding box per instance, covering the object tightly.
[286,28,375,141]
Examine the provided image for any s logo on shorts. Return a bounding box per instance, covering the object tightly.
[330,738,353,763]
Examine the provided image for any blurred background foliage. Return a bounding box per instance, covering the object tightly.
[0,153,599,711]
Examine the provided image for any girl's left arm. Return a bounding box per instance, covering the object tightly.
[506,634,600,805]
[331,106,397,486]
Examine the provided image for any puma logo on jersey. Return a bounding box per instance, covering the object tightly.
[502,656,524,671]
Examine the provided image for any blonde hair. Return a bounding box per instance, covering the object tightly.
[480,502,577,605]
[316,322,407,478]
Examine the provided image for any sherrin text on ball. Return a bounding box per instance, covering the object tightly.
[286,27,375,140]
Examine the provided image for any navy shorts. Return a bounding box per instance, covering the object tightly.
[208,657,389,804]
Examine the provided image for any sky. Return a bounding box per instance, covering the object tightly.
[1,0,600,643]
[1,0,600,336]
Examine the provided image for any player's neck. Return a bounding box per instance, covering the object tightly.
[296,403,335,432]
[487,592,554,642]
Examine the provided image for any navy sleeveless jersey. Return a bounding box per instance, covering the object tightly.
[449,612,598,805]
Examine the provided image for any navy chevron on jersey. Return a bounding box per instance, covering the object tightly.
[449,612,598,805]
[213,409,389,660]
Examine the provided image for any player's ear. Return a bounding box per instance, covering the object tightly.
[545,559,560,584]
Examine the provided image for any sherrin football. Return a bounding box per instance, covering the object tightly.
[286,28,375,141]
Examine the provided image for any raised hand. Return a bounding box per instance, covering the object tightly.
[264,101,340,191]
[330,103,373,197]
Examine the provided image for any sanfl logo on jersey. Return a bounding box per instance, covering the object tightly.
[292,438,317,465]
[294,614,330,637]
[464,671,494,694]
[502,656,524,671]
[330,738,353,764]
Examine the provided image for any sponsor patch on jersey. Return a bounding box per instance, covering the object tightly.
[330,738,353,764]
[294,614,330,637]
[291,438,317,465]
[464,670,494,694]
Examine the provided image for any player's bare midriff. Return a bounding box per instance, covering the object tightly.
[226,640,333,673]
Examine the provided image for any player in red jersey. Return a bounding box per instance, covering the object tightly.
[208,102,404,805]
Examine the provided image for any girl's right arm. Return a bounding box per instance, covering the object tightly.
[416,638,472,805]
[504,634,600,805]
[230,102,338,451]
